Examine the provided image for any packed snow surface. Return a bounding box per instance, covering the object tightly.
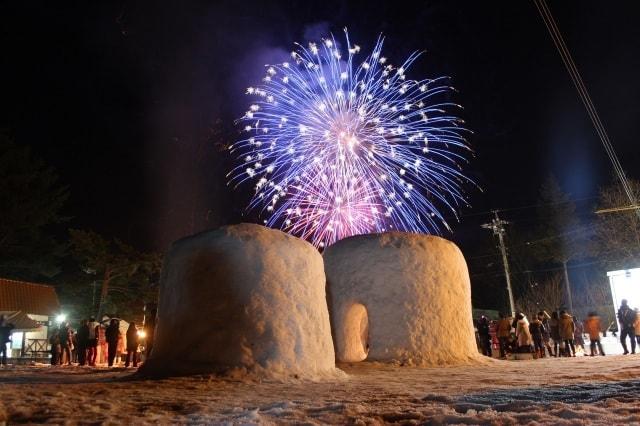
[324,232,480,365]
[3,356,640,424]
[141,223,336,379]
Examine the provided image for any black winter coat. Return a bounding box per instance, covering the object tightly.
[126,328,139,351]
[529,320,545,338]
[59,327,72,347]
[618,306,636,329]
[477,320,491,337]
[105,324,120,344]
[76,325,90,347]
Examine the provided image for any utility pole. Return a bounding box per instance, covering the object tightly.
[562,260,573,313]
[482,211,516,317]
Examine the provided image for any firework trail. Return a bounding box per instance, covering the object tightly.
[230,29,472,248]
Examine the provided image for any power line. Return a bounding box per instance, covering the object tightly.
[468,217,598,261]
[459,195,598,218]
[470,259,606,279]
[467,252,501,261]
[533,0,638,218]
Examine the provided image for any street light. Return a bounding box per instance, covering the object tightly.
[55,313,67,324]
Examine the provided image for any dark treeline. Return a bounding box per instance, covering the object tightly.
[0,133,162,323]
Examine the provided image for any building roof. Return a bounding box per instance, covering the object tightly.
[0,278,60,316]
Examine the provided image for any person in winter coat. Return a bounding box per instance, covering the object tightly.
[559,311,576,357]
[617,299,636,355]
[584,312,605,356]
[59,323,73,365]
[496,313,512,358]
[125,322,139,367]
[76,319,90,366]
[477,316,492,357]
[549,311,561,357]
[87,317,99,366]
[105,319,121,367]
[116,333,125,364]
[529,316,545,358]
[0,315,15,366]
[634,310,640,346]
[516,313,533,352]
[71,331,79,363]
[49,327,61,365]
[98,325,107,364]
[538,311,554,357]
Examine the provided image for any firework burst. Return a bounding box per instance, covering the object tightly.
[230,29,472,248]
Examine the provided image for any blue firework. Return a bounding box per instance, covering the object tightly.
[230,29,472,248]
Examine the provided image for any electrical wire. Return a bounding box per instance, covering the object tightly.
[532,0,638,217]
[459,195,598,218]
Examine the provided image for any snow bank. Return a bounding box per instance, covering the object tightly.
[5,356,640,424]
[140,223,337,379]
[324,232,480,366]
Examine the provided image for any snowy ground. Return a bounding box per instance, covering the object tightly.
[2,355,640,425]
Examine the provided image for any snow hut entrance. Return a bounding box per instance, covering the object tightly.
[341,303,369,362]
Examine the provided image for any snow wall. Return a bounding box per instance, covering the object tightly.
[324,232,480,366]
[140,223,337,379]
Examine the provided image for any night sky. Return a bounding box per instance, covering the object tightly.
[3,1,640,294]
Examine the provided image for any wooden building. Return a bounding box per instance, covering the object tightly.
[0,278,60,359]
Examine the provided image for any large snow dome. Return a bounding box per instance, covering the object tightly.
[324,232,480,366]
[141,223,337,379]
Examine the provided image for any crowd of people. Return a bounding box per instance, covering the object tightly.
[476,299,640,359]
[49,317,144,368]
